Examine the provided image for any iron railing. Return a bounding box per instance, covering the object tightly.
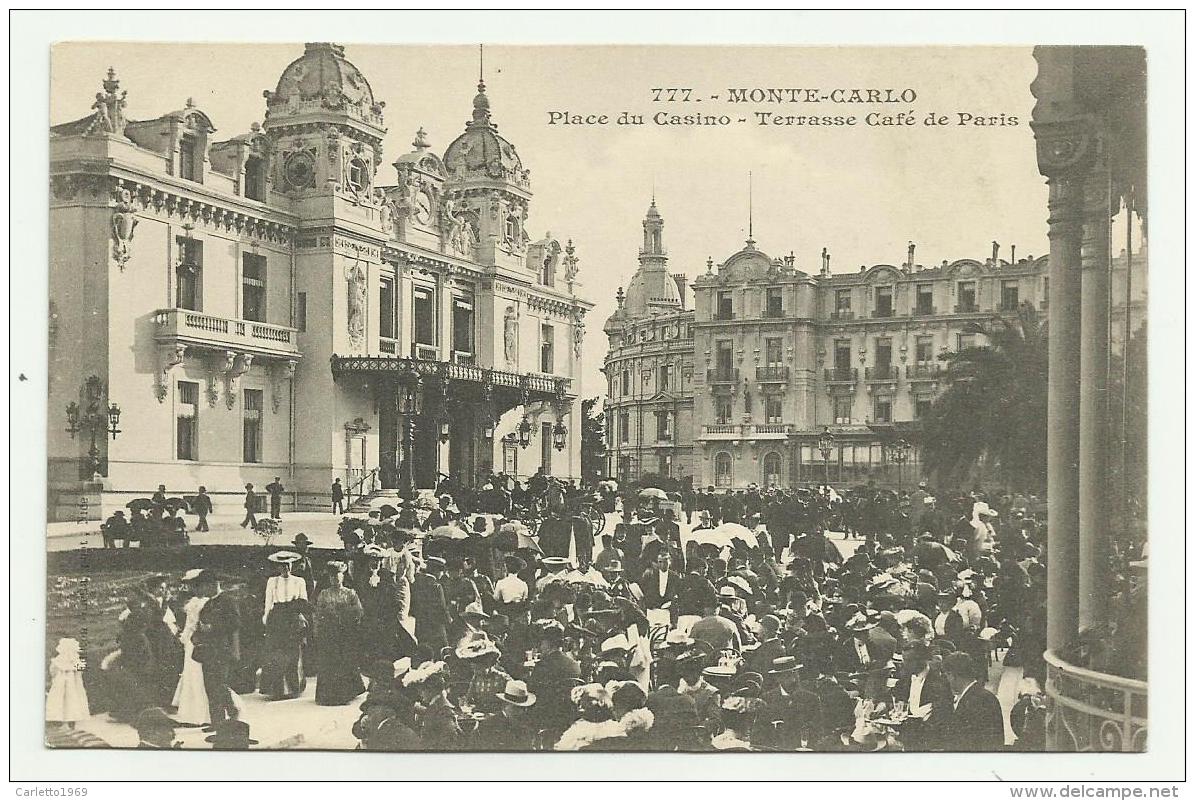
[1045,649,1147,752]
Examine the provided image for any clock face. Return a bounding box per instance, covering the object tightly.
[284,152,315,190]
[413,190,433,224]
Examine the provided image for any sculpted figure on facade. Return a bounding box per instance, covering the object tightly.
[572,311,585,359]
[442,196,474,256]
[345,260,367,349]
[111,187,138,269]
[503,305,519,364]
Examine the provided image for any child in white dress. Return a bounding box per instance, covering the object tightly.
[46,637,90,726]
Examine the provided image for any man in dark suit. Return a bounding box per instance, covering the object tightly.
[193,570,241,729]
[528,622,582,742]
[892,642,955,751]
[676,557,716,617]
[410,557,451,657]
[756,656,822,750]
[943,652,1005,751]
[834,614,896,674]
[638,551,681,616]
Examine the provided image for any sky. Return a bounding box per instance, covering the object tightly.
[52,43,1053,398]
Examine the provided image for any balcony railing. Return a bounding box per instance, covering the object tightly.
[411,343,439,361]
[706,368,739,384]
[872,308,895,319]
[830,310,854,321]
[702,423,793,437]
[452,351,476,365]
[1000,301,1021,312]
[713,310,735,321]
[379,337,397,355]
[954,302,979,313]
[824,367,857,383]
[756,366,789,382]
[865,365,899,381]
[906,363,943,379]
[154,308,300,358]
[763,307,785,319]
[1045,650,1147,752]
[912,304,937,316]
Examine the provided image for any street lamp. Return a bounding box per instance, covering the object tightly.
[396,379,422,498]
[890,437,911,491]
[517,416,533,449]
[552,419,567,451]
[64,376,121,479]
[816,425,835,486]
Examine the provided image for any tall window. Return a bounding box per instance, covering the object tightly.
[957,281,977,312]
[177,381,198,461]
[744,392,753,414]
[765,287,783,317]
[541,253,555,287]
[243,389,263,463]
[916,336,934,363]
[716,291,734,320]
[541,422,553,472]
[874,286,894,317]
[1042,277,1050,306]
[658,454,672,476]
[540,324,555,373]
[413,285,436,347]
[715,340,733,377]
[715,452,733,488]
[834,339,852,369]
[1001,279,1020,311]
[765,337,783,366]
[834,396,853,424]
[621,369,631,396]
[619,411,630,444]
[452,298,474,355]
[875,338,893,377]
[656,411,673,441]
[915,396,934,419]
[175,237,203,311]
[241,253,267,322]
[835,288,852,315]
[179,137,202,183]
[244,155,266,201]
[765,395,783,424]
[874,398,892,423]
[957,333,978,351]
[659,364,672,392]
[296,292,307,332]
[916,284,934,315]
[763,452,782,487]
[379,278,396,339]
[715,397,732,424]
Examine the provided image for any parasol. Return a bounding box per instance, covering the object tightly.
[377,504,400,520]
[427,525,468,540]
[714,522,758,549]
[163,497,191,514]
[638,487,668,501]
[125,498,155,512]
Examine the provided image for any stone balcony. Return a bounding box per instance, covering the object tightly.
[699,422,793,440]
[756,365,790,383]
[153,308,300,360]
[1045,649,1147,752]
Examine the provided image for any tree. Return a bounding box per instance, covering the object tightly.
[580,397,607,481]
[920,304,1048,491]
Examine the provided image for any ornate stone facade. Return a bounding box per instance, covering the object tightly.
[48,43,592,520]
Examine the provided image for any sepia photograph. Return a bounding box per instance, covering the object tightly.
[10,8,1186,788]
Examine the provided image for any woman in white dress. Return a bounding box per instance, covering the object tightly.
[171,590,210,725]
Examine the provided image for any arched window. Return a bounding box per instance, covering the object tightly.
[763,452,782,488]
[715,452,732,488]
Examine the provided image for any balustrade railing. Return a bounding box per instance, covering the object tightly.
[154,308,298,354]
[1045,649,1147,752]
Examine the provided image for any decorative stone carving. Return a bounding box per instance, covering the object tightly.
[226,353,254,409]
[111,187,138,269]
[155,344,187,402]
[572,311,585,359]
[345,260,367,350]
[89,68,128,136]
[503,305,519,365]
[442,196,475,256]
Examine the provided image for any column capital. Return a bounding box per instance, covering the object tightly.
[1031,116,1099,180]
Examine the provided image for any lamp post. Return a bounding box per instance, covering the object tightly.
[517,415,533,449]
[65,375,121,479]
[816,425,835,487]
[397,379,422,499]
[890,437,911,491]
[552,419,567,452]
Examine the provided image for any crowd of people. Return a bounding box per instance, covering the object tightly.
[61,470,1096,752]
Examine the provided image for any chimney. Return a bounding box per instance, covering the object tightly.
[906,241,916,270]
[992,240,1000,264]
[821,247,831,276]
[671,273,688,308]
[1010,244,1017,264]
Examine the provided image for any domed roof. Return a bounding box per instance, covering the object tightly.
[264,43,384,130]
[443,81,528,189]
[623,264,683,317]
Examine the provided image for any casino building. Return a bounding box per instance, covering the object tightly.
[602,200,1144,491]
[48,43,592,520]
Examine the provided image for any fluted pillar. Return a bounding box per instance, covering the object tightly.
[1079,164,1112,630]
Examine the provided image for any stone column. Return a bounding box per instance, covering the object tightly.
[1079,163,1112,630]
[1032,111,1094,651]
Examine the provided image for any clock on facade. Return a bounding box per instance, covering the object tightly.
[283,152,315,190]
[413,190,434,224]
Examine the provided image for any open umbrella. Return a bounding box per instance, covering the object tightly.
[377,504,399,520]
[427,525,468,540]
[125,498,155,512]
[713,522,758,549]
[163,497,191,514]
[638,487,668,501]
